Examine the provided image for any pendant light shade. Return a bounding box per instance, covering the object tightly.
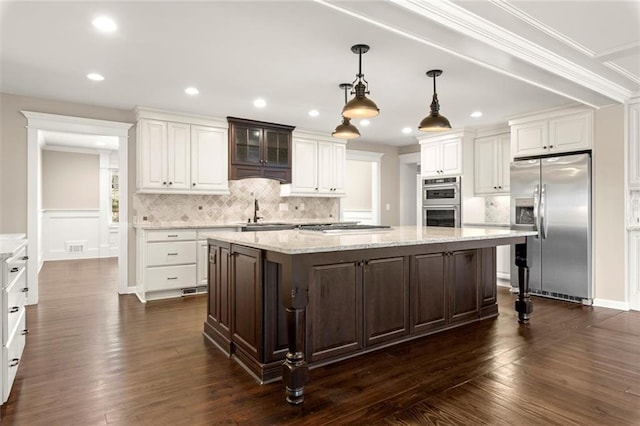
[342,44,380,119]
[419,69,452,132]
[332,83,361,139]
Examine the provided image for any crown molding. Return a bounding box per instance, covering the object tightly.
[488,0,596,57]
[391,0,632,103]
[134,106,228,128]
[603,62,640,86]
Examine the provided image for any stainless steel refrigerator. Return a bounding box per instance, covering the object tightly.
[510,152,592,302]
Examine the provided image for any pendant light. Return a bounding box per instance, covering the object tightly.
[342,44,380,119]
[418,69,452,132]
[332,83,361,139]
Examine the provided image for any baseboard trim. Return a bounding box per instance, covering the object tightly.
[592,298,630,311]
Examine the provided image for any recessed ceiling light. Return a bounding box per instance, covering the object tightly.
[470,111,483,118]
[254,98,266,108]
[92,16,117,33]
[402,127,412,134]
[359,119,370,126]
[87,73,104,81]
[185,87,199,95]
[308,109,319,117]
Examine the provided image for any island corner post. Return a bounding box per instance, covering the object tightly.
[515,239,534,323]
[279,253,310,405]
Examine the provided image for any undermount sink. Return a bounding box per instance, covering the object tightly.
[241,223,297,232]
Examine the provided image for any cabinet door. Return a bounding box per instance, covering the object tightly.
[332,142,346,194]
[420,142,441,177]
[308,262,362,362]
[498,134,511,192]
[208,244,231,339]
[512,121,547,158]
[363,257,409,346]
[441,138,462,176]
[139,119,167,189]
[474,136,499,195]
[231,125,262,166]
[231,245,262,360]
[317,141,334,193]
[411,253,447,333]
[549,112,592,153]
[291,138,318,193]
[166,122,191,190]
[191,125,228,192]
[449,250,480,324]
[264,129,291,169]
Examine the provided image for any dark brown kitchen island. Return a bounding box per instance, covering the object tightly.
[202,226,536,405]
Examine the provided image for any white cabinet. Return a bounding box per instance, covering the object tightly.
[474,133,510,195]
[510,108,593,159]
[136,109,229,195]
[419,136,462,177]
[190,125,228,192]
[135,227,237,302]
[496,245,510,280]
[1,238,28,405]
[628,102,640,188]
[280,133,346,197]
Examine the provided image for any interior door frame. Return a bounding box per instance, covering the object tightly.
[22,111,132,303]
[342,150,383,225]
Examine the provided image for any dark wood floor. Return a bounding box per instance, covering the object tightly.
[1,258,639,425]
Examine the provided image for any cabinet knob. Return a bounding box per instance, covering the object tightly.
[9,306,19,313]
[9,358,19,368]
[21,287,29,293]
[21,329,29,335]
[315,188,318,191]
[10,267,19,273]
[163,181,167,185]
[192,183,196,186]
[543,146,547,149]
[549,145,554,149]
[498,186,502,189]
[169,182,173,185]
[493,186,497,189]
[22,256,29,260]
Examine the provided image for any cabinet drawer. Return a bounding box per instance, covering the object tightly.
[3,309,26,403]
[147,241,196,266]
[4,268,27,339]
[146,230,196,242]
[146,264,197,291]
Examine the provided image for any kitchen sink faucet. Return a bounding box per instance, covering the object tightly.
[253,199,263,223]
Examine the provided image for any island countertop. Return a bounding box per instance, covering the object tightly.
[202,225,537,255]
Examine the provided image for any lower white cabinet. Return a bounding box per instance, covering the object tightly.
[135,227,236,302]
[496,245,510,280]
[1,237,29,405]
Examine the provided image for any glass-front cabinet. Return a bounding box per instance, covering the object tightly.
[228,117,294,183]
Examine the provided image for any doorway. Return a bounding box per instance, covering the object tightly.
[341,150,383,225]
[23,111,132,304]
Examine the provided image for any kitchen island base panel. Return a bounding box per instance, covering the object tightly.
[202,227,534,405]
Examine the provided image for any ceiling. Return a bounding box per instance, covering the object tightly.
[1,1,638,147]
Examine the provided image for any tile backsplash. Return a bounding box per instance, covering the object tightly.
[484,196,510,224]
[133,178,339,225]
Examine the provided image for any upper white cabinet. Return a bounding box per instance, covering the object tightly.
[509,107,594,159]
[474,132,510,195]
[419,134,462,178]
[628,101,640,188]
[136,108,229,195]
[280,132,346,197]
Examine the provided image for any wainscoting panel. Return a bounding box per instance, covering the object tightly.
[42,210,106,261]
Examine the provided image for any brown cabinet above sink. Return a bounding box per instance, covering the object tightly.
[228,117,295,183]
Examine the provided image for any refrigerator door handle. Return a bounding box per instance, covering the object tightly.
[533,184,540,239]
[540,184,548,239]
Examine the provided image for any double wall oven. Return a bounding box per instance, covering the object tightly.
[422,177,461,227]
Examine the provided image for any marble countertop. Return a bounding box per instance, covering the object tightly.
[202,226,537,255]
[463,223,510,228]
[133,219,355,230]
[0,235,27,259]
